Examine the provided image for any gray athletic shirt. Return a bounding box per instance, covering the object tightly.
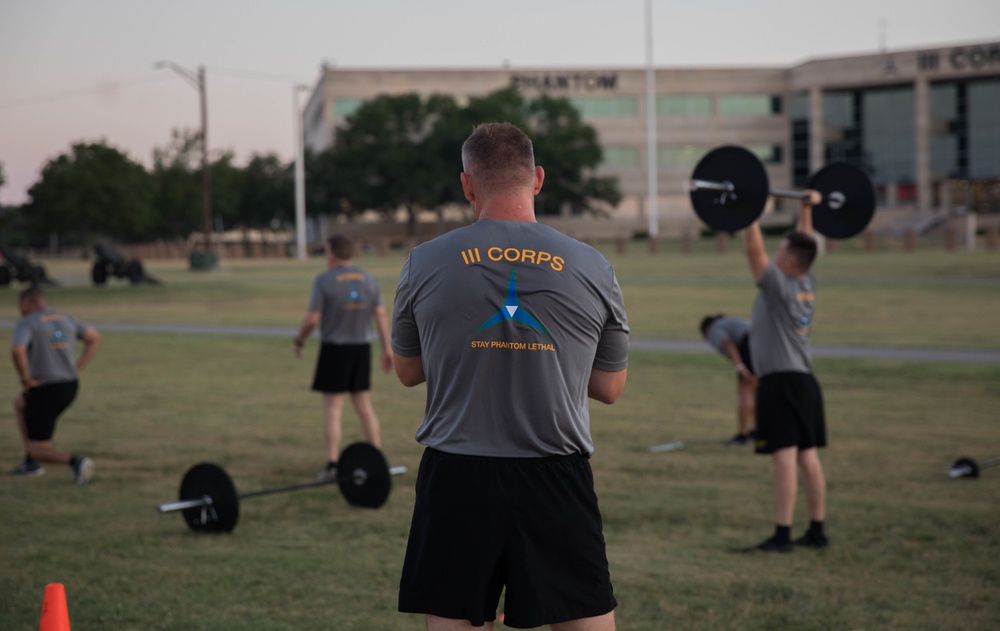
[12,309,89,384]
[392,220,630,458]
[749,263,815,376]
[706,317,749,356]
[308,264,383,344]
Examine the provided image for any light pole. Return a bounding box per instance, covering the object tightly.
[293,84,309,261]
[644,0,659,240]
[154,61,214,263]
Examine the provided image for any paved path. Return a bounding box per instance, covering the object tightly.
[3,320,999,364]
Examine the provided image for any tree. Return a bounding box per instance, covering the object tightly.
[26,141,154,248]
[238,154,294,229]
[315,93,462,235]
[150,129,202,239]
[309,88,621,231]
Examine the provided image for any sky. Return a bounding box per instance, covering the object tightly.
[1,0,998,206]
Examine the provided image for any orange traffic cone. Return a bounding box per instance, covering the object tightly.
[38,583,71,631]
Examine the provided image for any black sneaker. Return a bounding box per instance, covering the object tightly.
[315,463,338,482]
[727,433,751,446]
[72,457,94,485]
[11,459,46,476]
[792,533,829,549]
[743,536,793,553]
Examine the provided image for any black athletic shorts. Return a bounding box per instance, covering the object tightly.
[24,380,79,441]
[398,448,617,628]
[754,372,826,454]
[311,343,371,393]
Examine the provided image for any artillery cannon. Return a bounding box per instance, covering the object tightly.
[0,244,58,287]
[92,242,161,286]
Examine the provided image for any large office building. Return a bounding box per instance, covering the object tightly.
[304,40,1000,236]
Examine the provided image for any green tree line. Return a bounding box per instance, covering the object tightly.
[0,88,620,249]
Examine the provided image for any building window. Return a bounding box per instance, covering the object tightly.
[657,95,712,117]
[658,145,712,169]
[568,96,637,118]
[862,86,915,185]
[334,98,363,120]
[719,94,779,117]
[601,146,639,168]
[789,92,810,186]
[968,78,1000,180]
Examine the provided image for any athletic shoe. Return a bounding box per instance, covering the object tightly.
[727,433,751,446]
[11,460,46,476]
[73,457,94,485]
[792,533,830,549]
[743,535,793,553]
[315,463,338,482]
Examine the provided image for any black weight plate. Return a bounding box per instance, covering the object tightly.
[338,442,391,509]
[952,457,980,478]
[808,162,876,239]
[690,146,770,232]
[179,462,240,533]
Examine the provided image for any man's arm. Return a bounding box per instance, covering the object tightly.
[294,311,320,359]
[76,327,102,373]
[721,337,752,378]
[393,353,425,387]
[798,189,819,236]
[372,305,393,373]
[588,368,627,404]
[743,222,769,284]
[11,345,37,389]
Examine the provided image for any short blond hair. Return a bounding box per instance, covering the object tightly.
[461,122,536,194]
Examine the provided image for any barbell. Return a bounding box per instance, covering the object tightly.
[156,442,407,533]
[689,145,877,239]
[946,456,1000,479]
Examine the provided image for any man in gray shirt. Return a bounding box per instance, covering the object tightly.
[10,285,101,484]
[393,122,628,630]
[294,235,392,480]
[700,314,756,444]
[743,191,828,553]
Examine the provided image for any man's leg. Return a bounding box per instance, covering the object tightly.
[771,446,798,527]
[322,393,346,462]
[25,440,73,465]
[349,390,382,448]
[737,379,756,437]
[14,393,29,450]
[427,616,494,630]
[797,447,826,522]
[551,611,616,631]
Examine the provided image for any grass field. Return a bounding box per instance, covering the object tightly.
[1,243,998,630]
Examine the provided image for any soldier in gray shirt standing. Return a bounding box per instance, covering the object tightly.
[10,285,101,484]
[700,314,756,444]
[294,235,392,481]
[742,191,829,553]
[393,123,628,630]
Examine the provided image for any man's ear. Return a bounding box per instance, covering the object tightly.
[460,172,475,203]
[532,166,545,195]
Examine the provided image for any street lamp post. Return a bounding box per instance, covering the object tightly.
[293,85,309,261]
[645,0,659,241]
[154,61,214,263]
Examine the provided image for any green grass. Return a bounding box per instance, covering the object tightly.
[1,243,999,629]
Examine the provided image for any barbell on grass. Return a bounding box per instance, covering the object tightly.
[689,145,877,239]
[946,456,1000,479]
[157,442,407,533]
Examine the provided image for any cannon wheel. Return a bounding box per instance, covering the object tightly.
[92,262,109,286]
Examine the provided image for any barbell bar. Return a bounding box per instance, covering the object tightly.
[157,442,407,533]
[946,456,1000,479]
[689,145,876,239]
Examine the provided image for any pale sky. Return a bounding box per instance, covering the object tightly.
[1,0,997,205]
